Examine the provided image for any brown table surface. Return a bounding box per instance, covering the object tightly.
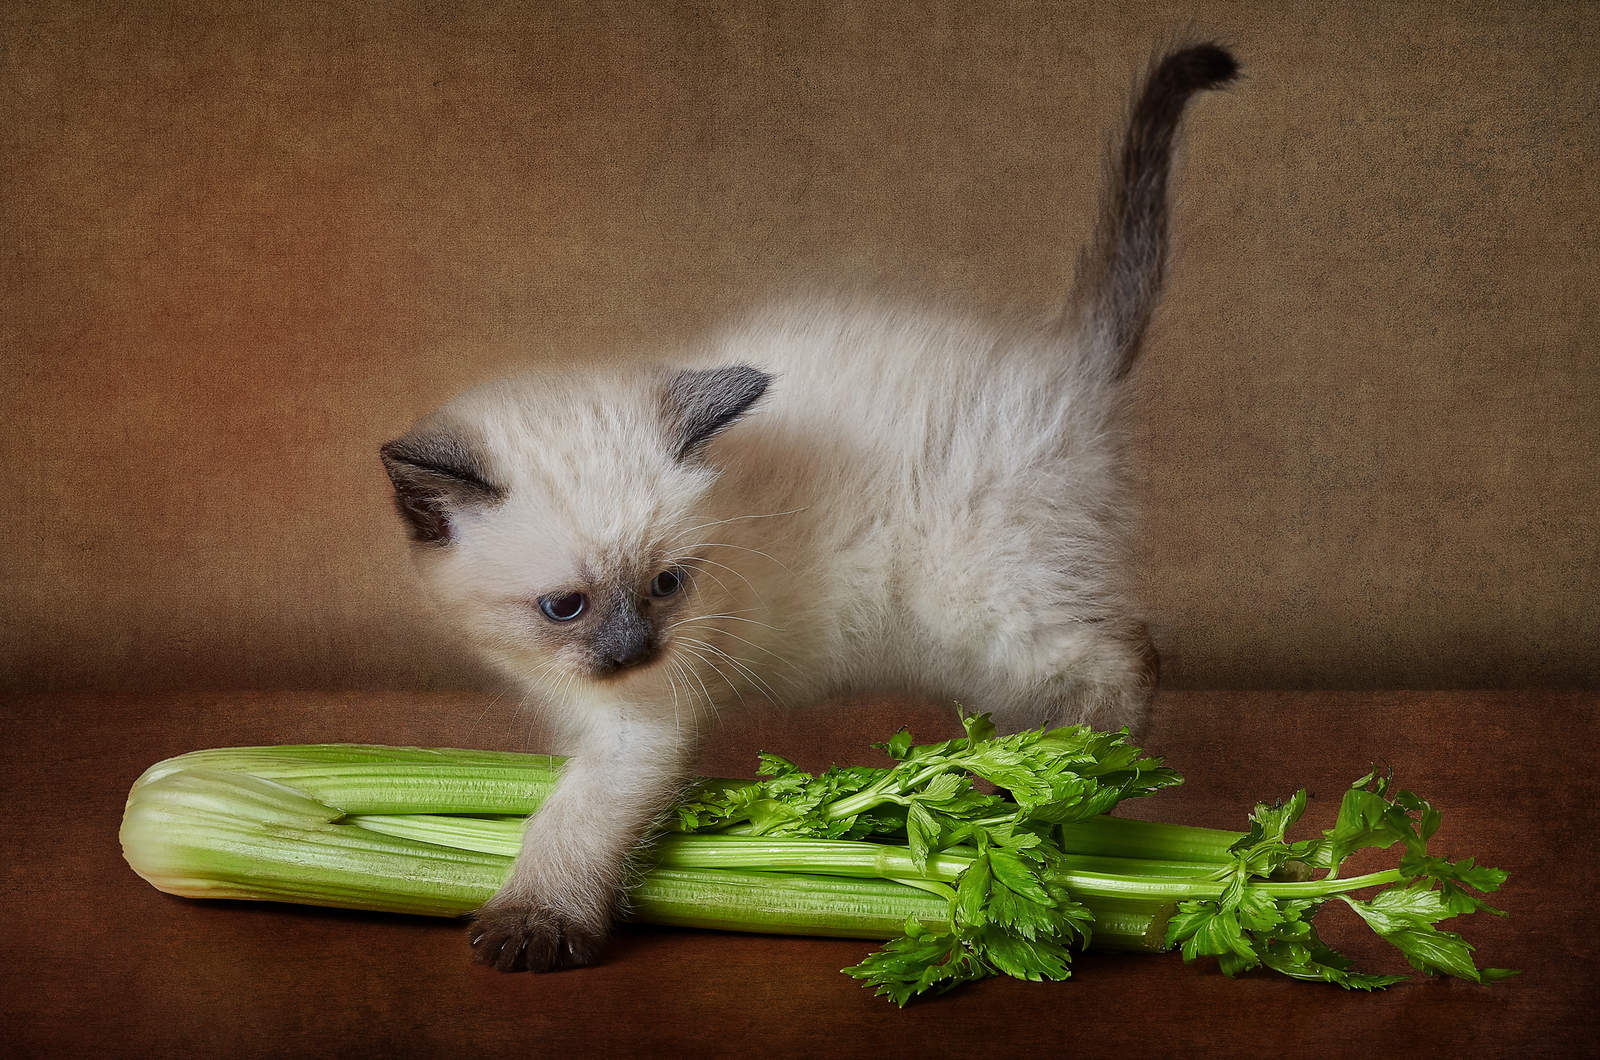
[2,690,1593,1058]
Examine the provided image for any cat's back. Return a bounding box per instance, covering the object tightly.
[713,296,1114,490]
[701,297,1127,695]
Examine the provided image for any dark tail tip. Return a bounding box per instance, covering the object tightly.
[1072,42,1239,380]
[1158,43,1239,94]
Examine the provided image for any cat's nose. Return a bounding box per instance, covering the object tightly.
[591,605,658,674]
[600,633,657,671]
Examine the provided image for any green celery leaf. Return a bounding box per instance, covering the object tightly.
[987,848,1054,905]
[1234,887,1289,934]
[1217,950,1260,976]
[975,926,1074,982]
[905,802,939,871]
[1167,899,1257,963]
[1352,881,1454,930]
[875,728,914,761]
[986,881,1054,940]
[756,753,805,782]
[955,854,991,928]
[1394,789,1442,842]
[1384,924,1483,981]
[843,929,990,1007]
[1225,790,1318,877]
[915,773,966,804]
[961,712,998,745]
[1401,853,1510,916]
[1315,785,1405,869]
[1342,891,1486,982]
[1260,933,1407,991]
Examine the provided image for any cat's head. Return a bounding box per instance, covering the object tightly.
[381,363,769,710]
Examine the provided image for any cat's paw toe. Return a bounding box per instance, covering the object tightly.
[468,901,608,972]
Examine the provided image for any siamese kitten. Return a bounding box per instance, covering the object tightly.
[381,44,1237,973]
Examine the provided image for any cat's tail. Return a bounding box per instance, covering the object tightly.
[1071,43,1238,380]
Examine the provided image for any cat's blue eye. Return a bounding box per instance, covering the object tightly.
[539,592,587,622]
[649,569,684,598]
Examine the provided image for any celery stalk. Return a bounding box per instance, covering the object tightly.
[121,758,1168,949]
[353,813,1223,879]
[123,735,1511,1003]
[1058,816,1241,862]
[131,744,564,814]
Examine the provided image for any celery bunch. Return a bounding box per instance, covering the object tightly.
[121,717,1513,1005]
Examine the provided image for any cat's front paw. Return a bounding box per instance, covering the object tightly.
[468,896,610,973]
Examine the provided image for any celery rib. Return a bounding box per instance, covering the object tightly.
[121,734,1512,1001]
[123,763,1170,948]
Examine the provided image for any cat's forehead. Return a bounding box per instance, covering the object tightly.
[444,369,715,562]
[468,371,690,486]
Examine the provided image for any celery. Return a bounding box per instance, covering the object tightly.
[132,744,563,814]
[122,763,1168,949]
[121,717,1513,1006]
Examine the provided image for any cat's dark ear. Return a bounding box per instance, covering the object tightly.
[662,364,771,460]
[379,430,503,545]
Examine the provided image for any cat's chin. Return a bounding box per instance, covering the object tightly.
[513,661,681,708]
[584,657,665,682]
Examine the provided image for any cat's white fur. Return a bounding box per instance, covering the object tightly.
[384,44,1235,971]
[428,300,1151,731]
[410,300,1152,957]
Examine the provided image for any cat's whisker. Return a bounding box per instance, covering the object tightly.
[694,623,802,676]
[677,634,786,709]
[670,540,795,574]
[673,561,745,611]
[663,505,810,545]
[670,646,721,725]
[678,656,710,739]
[512,688,535,721]
[676,640,745,707]
[679,555,769,605]
[706,645,786,708]
[662,560,742,611]
[668,614,801,677]
[670,657,704,741]
[675,656,710,739]
[677,652,737,728]
[551,666,580,717]
[666,605,762,621]
[668,612,785,634]
[520,659,563,692]
[471,688,511,737]
[662,659,683,739]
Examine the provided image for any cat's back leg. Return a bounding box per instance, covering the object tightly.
[983,615,1160,734]
[893,490,1160,734]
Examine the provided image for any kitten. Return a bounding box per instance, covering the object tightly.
[381,44,1237,973]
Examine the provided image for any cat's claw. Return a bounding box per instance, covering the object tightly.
[469,900,609,972]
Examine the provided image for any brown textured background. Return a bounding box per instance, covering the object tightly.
[2,0,1595,693]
